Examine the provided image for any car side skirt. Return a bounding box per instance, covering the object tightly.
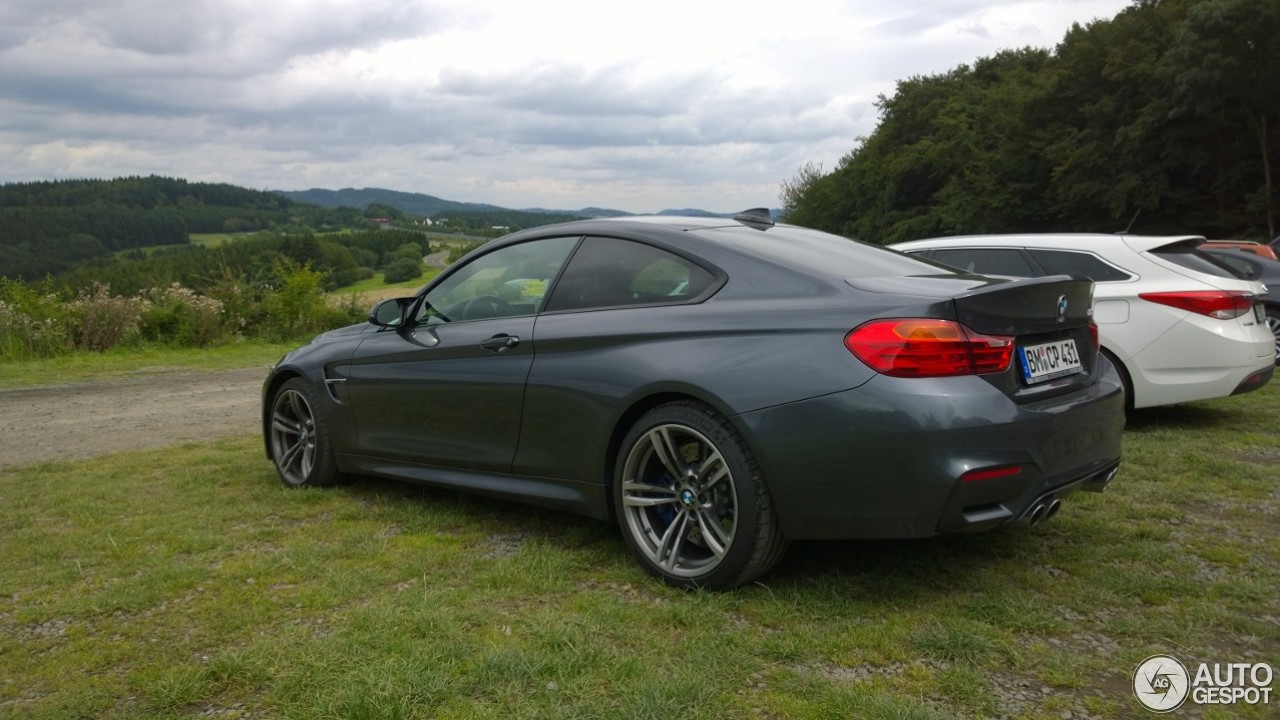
[336,454,611,520]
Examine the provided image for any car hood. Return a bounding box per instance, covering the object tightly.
[309,322,375,345]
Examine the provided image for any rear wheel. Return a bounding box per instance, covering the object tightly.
[613,401,787,589]
[268,378,340,487]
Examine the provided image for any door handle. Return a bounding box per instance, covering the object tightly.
[480,334,519,352]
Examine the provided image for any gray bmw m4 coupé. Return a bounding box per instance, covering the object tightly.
[263,212,1124,589]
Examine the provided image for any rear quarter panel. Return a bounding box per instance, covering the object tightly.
[514,289,952,484]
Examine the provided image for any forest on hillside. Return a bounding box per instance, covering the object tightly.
[0,176,369,280]
[782,0,1280,244]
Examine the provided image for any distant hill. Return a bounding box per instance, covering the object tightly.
[281,186,777,220]
[521,206,632,219]
[280,188,510,217]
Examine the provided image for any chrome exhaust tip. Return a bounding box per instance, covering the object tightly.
[1082,466,1119,493]
[1027,503,1047,527]
[1043,498,1062,522]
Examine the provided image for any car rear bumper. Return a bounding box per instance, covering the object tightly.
[1126,313,1274,407]
[737,365,1125,540]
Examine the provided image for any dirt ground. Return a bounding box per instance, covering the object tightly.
[0,259,456,470]
[0,367,265,469]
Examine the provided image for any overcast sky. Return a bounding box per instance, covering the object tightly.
[0,0,1130,213]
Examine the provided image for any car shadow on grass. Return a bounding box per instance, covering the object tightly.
[333,475,1080,598]
[1124,401,1251,433]
[334,473,1080,597]
[762,531,1039,595]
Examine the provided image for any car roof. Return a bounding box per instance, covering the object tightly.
[487,215,953,283]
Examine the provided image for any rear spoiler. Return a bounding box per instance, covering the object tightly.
[1119,235,1204,253]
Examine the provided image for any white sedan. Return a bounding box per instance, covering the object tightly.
[891,234,1274,409]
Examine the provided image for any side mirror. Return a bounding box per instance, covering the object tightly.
[368,297,416,328]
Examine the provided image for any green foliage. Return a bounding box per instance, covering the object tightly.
[262,260,360,340]
[431,209,584,234]
[784,0,1280,241]
[66,283,148,352]
[382,258,425,284]
[0,277,71,358]
[394,242,424,262]
[363,202,405,220]
[0,176,392,282]
[138,284,228,347]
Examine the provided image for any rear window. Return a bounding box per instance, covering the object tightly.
[1148,241,1240,280]
[700,225,958,278]
[1027,249,1133,282]
[1204,252,1259,281]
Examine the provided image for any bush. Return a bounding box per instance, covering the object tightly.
[67,283,147,352]
[139,283,226,347]
[394,242,423,261]
[383,258,424,284]
[262,260,354,340]
[0,278,71,359]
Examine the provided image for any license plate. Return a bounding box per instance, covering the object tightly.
[1256,303,1265,323]
[1019,338,1084,384]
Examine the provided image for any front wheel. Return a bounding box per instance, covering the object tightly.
[613,401,787,589]
[268,378,340,487]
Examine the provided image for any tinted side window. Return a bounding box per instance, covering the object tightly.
[1027,249,1133,282]
[929,248,1039,277]
[418,236,579,323]
[545,237,717,312]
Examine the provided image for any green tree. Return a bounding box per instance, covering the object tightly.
[383,258,424,284]
[1163,0,1280,236]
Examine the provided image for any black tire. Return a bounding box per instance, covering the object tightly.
[268,377,340,487]
[1265,307,1280,366]
[613,401,787,590]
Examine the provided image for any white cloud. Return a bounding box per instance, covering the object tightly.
[0,0,1130,212]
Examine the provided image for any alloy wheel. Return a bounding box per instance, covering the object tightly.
[620,423,738,578]
[270,388,317,485]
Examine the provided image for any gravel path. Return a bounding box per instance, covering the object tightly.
[0,367,265,468]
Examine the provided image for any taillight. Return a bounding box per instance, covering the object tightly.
[844,318,1014,377]
[1088,318,1099,349]
[1139,291,1254,319]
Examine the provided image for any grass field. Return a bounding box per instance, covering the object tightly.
[335,269,441,296]
[1,380,1277,719]
[188,233,250,248]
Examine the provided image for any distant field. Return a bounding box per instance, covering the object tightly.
[188,232,245,247]
[110,233,261,258]
[328,268,441,308]
[336,269,439,295]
